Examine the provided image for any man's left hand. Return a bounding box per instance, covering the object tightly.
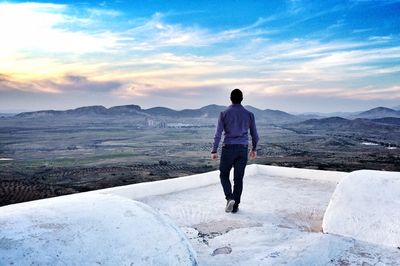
[249,150,257,160]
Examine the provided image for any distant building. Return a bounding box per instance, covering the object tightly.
[145,118,166,128]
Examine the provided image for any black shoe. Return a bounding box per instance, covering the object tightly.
[225,199,235,212]
[232,204,239,213]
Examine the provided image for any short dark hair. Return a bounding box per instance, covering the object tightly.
[230,88,243,104]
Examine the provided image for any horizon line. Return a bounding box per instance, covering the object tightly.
[1,103,398,115]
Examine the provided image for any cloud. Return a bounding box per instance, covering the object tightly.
[0,73,61,94]
[120,13,275,50]
[0,2,122,57]
[86,8,122,18]
[0,73,121,95]
[53,75,122,93]
[111,82,154,97]
[338,85,400,100]
[368,36,393,42]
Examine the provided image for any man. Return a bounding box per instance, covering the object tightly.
[211,89,259,213]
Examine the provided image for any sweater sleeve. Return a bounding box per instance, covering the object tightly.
[249,113,259,151]
[211,112,224,153]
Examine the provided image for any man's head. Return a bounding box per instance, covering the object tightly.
[230,88,243,104]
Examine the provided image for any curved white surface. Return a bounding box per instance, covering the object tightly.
[0,193,198,265]
[323,170,400,248]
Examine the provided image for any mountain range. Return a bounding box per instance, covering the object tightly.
[14,104,303,123]
[5,105,400,128]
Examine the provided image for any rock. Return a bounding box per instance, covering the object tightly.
[212,246,232,256]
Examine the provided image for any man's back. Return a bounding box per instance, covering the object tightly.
[212,104,258,153]
[221,104,253,144]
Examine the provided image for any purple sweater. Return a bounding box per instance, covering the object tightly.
[212,104,259,153]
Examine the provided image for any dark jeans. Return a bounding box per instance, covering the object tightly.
[219,144,248,205]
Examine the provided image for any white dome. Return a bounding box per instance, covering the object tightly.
[323,170,400,248]
[0,193,198,265]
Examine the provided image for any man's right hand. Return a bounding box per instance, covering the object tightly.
[211,153,218,160]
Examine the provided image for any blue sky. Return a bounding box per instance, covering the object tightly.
[0,0,399,112]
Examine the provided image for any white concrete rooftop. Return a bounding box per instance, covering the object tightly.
[1,164,400,265]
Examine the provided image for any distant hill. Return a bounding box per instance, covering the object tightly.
[286,116,399,134]
[296,107,400,119]
[265,109,299,123]
[15,110,64,118]
[371,117,400,126]
[145,107,205,118]
[298,117,350,127]
[243,106,299,123]
[0,113,17,118]
[287,117,355,132]
[243,105,264,117]
[108,105,144,115]
[295,113,325,120]
[65,105,109,116]
[144,107,180,117]
[199,105,226,118]
[324,111,361,118]
[353,107,400,119]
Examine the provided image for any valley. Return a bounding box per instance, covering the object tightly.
[0,104,399,206]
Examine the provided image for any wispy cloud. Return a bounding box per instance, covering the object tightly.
[0,73,61,94]
[119,13,275,50]
[0,73,120,95]
[338,85,400,100]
